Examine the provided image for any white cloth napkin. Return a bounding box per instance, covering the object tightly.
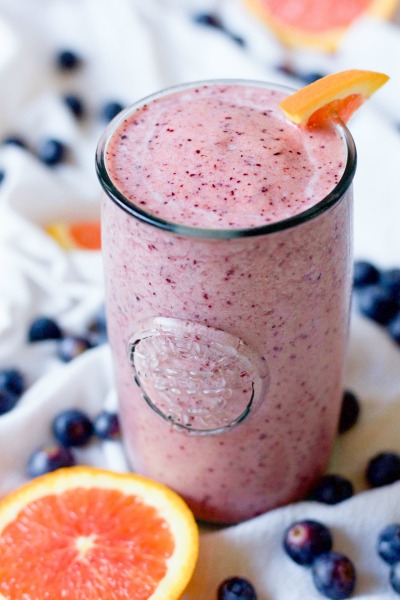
[1,1,400,598]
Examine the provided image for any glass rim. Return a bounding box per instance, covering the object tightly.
[95,78,357,240]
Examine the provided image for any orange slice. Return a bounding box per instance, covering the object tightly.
[0,466,199,599]
[244,0,398,51]
[279,69,389,128]
[46,220,101,250]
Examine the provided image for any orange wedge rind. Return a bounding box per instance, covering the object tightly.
[244,0,399,52]
[0,466,199,600]
[279,69,389,128]
[46,220,101,250]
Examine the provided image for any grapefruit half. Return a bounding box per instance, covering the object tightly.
[0,466,199,599]
[245,0,398,51]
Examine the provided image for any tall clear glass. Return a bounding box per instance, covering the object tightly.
[96,80,356,524]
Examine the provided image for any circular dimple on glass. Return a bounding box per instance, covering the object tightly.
[129,317,269,434]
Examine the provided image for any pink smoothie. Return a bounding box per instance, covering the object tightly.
[99,81,354,523]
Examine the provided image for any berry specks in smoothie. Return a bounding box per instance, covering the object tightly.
[106,84,346,229]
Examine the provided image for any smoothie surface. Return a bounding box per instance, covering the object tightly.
[105,83,347,229]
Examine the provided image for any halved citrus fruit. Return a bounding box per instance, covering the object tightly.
[0,466,199,599]
[244,0,398,51]
[46,220,101,250]
[279,69,389,128]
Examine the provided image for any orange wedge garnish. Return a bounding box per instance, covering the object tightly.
[0,466,199,599]
[46,220,101,250]
[244,0,398,52]
[279,69,389,128]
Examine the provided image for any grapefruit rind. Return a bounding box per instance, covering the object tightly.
[279,69,389,126]
[244,0,399,51]
[0,466,199,600]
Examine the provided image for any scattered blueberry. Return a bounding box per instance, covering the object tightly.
[380,268,400,297]
[52,408,93,447]
[0,368,25,397]
[193,12,223,29]
[192,13,245,46]
[356,284,398,325]
[217,576,257,600]
[275,63,297,77]
[37,139,67,166]
[56,49,82,71]
[387,313,400,345]
[0,170,4,185]
[2,135,27,149]
[283,519,333,566]
[390,562,400,595]
[57,335,92,362]
[226,32,246,47]
[377,523,400,565]
[87,305,108,346]
[366,452,400,488]
[93,411,120,440]
[0,389,19,415]
[101,101,124,123]
[353,260,380,288]
[338,390,360,434]
[27,445,75,477]
[63,93,85,119]
[298,71,325,85]
[312,552,356,599]
[28,316,63,342]
[312,552,356,600]
[308,475,354,505]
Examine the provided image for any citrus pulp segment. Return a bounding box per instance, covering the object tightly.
[0,466,199,600]
[279,69,389,127]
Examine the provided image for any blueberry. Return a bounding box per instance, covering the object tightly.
[87,305,108,346]
[217,576,257,599]
[57,335,92,362]
[299,72,325,84]
[28,316,63,342]
[0,368,25,397]
[93,411,120,440]
[312,552,356,599]
[366,452,400,488]
[101,101,124,123]
[275,64,297,77]
[193,12,223,29]
[353,260,380,288]
[52,408,94,447]
[56,49,82,71]
[356,284,398,325]
[387,313,400,345]
[283,519,333,566]
[27,445,75,477]
[0,170,4,185]
[2,135,27,149]
[63,94,85,119]
[0,389,19,415]
[37,139,67,166]
[227,32,246,47]
[390,562,400,595]
[338,390,360,434]
[377,524,400,565]
[380,268,400,297]
[308,475,354,505]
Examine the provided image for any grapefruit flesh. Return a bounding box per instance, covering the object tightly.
[0,467,199,600]
[245,0,398,51]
